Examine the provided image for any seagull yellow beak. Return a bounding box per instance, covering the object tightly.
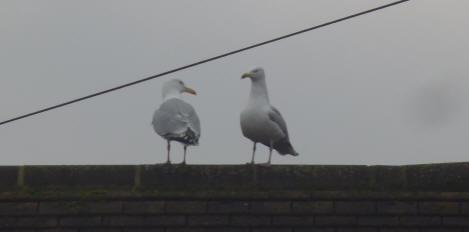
[184,87,197,95]
[241,73,250,79]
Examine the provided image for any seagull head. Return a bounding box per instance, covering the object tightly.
[162,79,196,99]
[241,67,265,81]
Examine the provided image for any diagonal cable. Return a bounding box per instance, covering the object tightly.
[0,0,410,126]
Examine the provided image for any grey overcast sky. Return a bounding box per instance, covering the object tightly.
[1,0,469,165]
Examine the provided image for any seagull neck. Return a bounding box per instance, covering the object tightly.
[163,90,181,101]
[249,79,270,104]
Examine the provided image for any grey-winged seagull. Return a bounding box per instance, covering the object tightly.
[240,67,298,165]
[152,79,200,164]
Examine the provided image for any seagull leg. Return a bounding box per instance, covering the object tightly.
[260,141,273,167]
[250,142,257,165]
[165,140,171,165]
[181,145,187,165]
[267,144,273,166]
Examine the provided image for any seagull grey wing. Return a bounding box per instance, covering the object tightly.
[152,98,200,145]
[188,103,201,136]
[152,108,175,137]
[268,106,289,139]
[268,106,298,156]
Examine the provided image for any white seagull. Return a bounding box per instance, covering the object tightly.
[240,67,298,165]
[152,79,200,164]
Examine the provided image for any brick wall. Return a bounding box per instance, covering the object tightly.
[0,163,469,231]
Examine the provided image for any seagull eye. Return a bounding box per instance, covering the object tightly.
[178,80,184,85]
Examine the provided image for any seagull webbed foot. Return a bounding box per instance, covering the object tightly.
[258,162,271,167]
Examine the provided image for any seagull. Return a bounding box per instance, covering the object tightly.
[152,79,200,165]
[240,67,298,165]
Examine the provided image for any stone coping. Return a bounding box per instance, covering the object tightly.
[0,162,467,200]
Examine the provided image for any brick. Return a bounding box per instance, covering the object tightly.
[292,201,334,214]
[122,229,164,232]
[295,228,335,232]
[377,201,418,215]
[399,216,441,226]
[419,201,459,215]
[252,229,293,232]
[122,201,164,214]
[231,215,271,226]
[39,201,121,215]
[0,217,17,228]
[207,201,249,213]
[60,216,101,227]
[272,215,314,226]
[250,201,291,214]
[459,202,469,215]
[426,229,462,232]
[144,215,185,226]
[0,229,36,232]
[0,202,37,215]
[187,215,229,226]
[335,201,375,215]
[358,216,398,226]
[121,229,164,232]
[102,215,144,226]
[443,216,469,226]
[380,229,419,232]
[315,216,356,226]
[268,190,311,199]
[80,229,121,232]
[16,216,58,228]
[36,230,78,232]
[166,201,206,213]
[37,230,78,232]
[167,229,248,232]
[337,228,377,232]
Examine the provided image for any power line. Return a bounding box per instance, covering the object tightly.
[0,0,409,126]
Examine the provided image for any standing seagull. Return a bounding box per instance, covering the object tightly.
[152,79,200,164]
[240,67,298,165]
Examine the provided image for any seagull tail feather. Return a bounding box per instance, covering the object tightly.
[273,139,299,156]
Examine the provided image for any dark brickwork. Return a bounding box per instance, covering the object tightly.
[0,163,469,231]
